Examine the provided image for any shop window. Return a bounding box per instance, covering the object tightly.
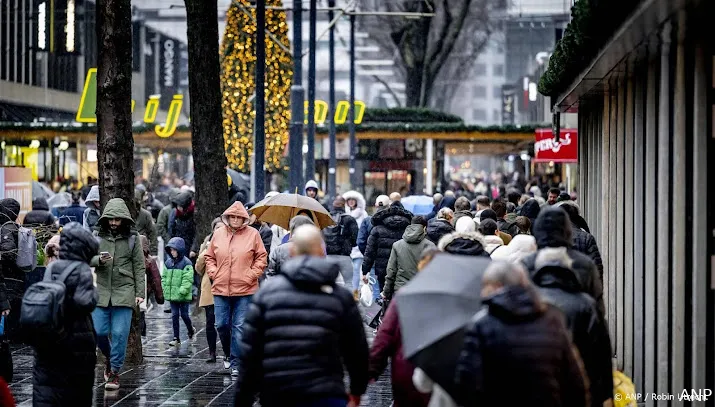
[493,64,504,76]
[473,109,487,121]
[473,86,486,99]
[473,64,487,75]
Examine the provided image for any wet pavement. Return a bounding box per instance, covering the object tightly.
[8,304,393,406]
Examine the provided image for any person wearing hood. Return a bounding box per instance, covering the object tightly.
[234,224,369,407]
[142,191,164,220]
[490,234,537,264]
[514,216,532,235]
[0,199,23,325]
[196,218,230,365]
[60,190,86,226]
[357,195,391,300]
[521,206,604,315]
[491,200,520,237]
[455,261,589,407]
[43,234,61,266]
[134,189,158,255]
[204,201,268,376]
[323,197,359,294]
[361,202,413,294]
[23,197,55,228]
[532,248,613,407]
[382,216,435,301]
[343,191,368,296]
[556,201,602,275]
[31,223,99,406]
[426,207,455,245]
[82,185,101,231]
[437,229,491,258]
[519,198,541,226]
[478,219,505,255]
[162,237,195,347]
[91,198,146,390]
[156,188,180,245]
[304,179,320,201]
[168,191,196,255]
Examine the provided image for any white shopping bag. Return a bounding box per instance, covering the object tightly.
[360,276,376,307]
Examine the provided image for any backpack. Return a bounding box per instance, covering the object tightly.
[2,222,37,271]
[323,213,350,251]
[19,262,80,344]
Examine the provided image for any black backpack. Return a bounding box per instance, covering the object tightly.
[323,213,350,251]
[19,262,80,345]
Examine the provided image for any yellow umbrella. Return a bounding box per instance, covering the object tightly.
[249,193,335,230]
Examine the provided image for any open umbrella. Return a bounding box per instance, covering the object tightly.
[396,253,490,397]
[401,195,434,216]
[249,193,334,230]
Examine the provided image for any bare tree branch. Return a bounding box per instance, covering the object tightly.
[371,74,403,107]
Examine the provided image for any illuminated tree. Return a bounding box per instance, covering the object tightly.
[220,0,292,172]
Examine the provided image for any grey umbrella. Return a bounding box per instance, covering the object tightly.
[395,253,490,397]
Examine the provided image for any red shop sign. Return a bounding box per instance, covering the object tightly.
[534,128,578,163]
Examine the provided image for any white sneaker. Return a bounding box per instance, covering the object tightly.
[223,357,231,370]
[231,368,239,377]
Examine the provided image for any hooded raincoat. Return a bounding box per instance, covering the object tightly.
[204,202,268,297]
[92,198,146,308]
[383,224,435,299]
[82,186,101,231]
[23,198,55,227]
[343,191,368,260]
[437,231,491,258]
[162,237,194,303]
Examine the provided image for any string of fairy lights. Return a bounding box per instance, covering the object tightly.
[219,0,293,172]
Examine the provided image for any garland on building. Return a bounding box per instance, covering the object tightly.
[219,0,292,172]
[538,0,640,98]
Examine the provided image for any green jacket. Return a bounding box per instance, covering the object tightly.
[135,207,158,254]
[162,261,194,302]
[383,224,435,299]
[92,198,146,308]
[155,188,179,245]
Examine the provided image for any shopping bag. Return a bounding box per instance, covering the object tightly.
[362,302,383,329]
[359,276,376,307]
[613,370,637,407]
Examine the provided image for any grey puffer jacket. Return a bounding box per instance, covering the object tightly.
[383,225,435,299]
[266,242,292,278]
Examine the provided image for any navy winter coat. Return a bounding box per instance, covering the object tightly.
[361,205,412,278]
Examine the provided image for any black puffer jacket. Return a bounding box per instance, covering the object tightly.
[251,221,274,255]
[32,222,99,407]
[361,204,413,279]
[169,191,196,252]
[533,255,613,406]
[0,199,22,315]
[23,198,56,227]
[455,285,589,407]
[426,219,454,245]
[235,256,369,407]
[571,225,603,279]
[437,231,490,258]
[518,199,541,224]
[324,210,358,256]
[521,207,605,315]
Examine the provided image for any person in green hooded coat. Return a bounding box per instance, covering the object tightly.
[91,198,146,391]
[134,188,158,254]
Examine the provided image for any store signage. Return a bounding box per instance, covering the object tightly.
[501,84,515,125]
[534,128,578,163]
[76,68,366,138]
[37,2,47,50]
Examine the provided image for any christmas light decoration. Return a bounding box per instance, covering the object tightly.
[220,0,293,172]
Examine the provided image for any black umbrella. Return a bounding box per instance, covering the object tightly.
[395,253,490,397]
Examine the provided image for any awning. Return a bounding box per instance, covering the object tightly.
[0,102,75,123]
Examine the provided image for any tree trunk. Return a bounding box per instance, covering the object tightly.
[184,0,229,241]
[96,0,142,364]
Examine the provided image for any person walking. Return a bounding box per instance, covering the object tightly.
[478,209,512,245]
[23,198,55,228]
[323,197,359,292]
[168,191,196,257]
[437,229,490,258]
[382,216,435,301]
[455,261,590,407]
[234,224,369,407]
[343,191,368,296]
[139,235,163,313]
[556,201,603,277]
[134,190,158,255]
[521,206,604,315]
[156,188,180,244]
[426,208,454,245]
[477,219,504,255]
[82,186,101,231]
[357,195,390,301]
[31,223,99,406]
[452,197,473,224]
[196,218,230,365]
[91,198,146,390]
[0,199,27,340]
[266,215,316,279]
[60,190,86,226]
[489,234,537,264]
[532,248,614,407]
[362,202,413,295]
[43,234,61,266]
[490,200,520,237]
[204,201,267,377]
[162,237,195,347]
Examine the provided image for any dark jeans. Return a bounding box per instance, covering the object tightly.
[204,305,229,357]
[170,302,194,340]
[214,295,252,368]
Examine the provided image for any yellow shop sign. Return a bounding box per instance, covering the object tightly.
[76,69,366,138]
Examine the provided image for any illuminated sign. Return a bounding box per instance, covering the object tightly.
[65,0,75,52]
[37,2,47,50]
[76,69,365,138]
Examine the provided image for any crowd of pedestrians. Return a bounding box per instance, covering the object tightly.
[0,175,619,407]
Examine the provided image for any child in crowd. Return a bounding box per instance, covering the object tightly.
[162,237,195,346]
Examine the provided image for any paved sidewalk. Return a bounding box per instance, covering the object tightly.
[9,306,393,406]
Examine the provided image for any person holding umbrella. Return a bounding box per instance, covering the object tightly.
[455,261,590,406]
[204,201,268,377]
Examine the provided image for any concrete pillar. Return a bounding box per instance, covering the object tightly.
[643,48,659,407]
[656,21,672,397]
[624,75,635,376]
[632,65,646,391]
[691,38,708,393]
